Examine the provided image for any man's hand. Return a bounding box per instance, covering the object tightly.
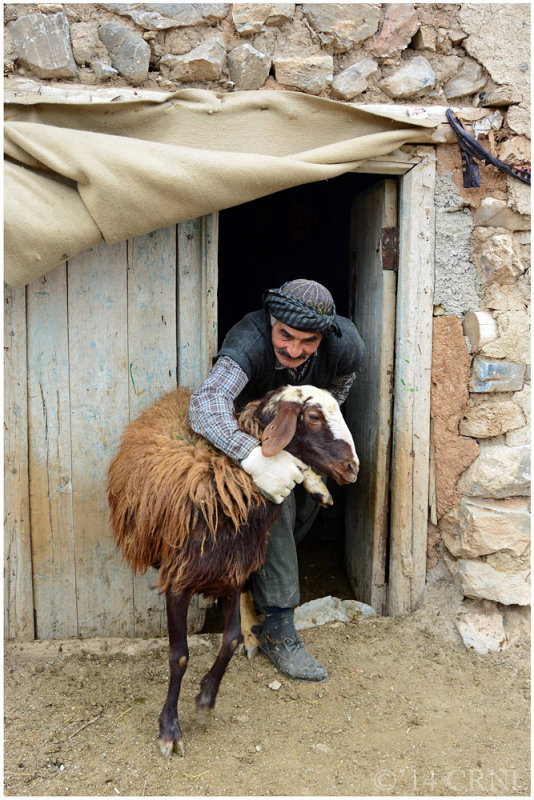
[241,445,305,504]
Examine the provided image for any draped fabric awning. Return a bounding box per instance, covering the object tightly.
[4,88,438,287]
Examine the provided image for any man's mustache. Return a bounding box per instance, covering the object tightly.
[276,348,308,361]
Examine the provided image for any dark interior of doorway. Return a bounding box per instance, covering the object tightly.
[203,172,385,632]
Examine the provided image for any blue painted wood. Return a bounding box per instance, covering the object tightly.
[67,241,134,637]
[4,284,34,640]
[177,214,218,390]
[27,265,78,638]
[127,226,177,636]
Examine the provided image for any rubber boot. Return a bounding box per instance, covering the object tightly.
[259,609,328,682]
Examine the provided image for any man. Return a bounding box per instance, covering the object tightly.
[189,279,365,682]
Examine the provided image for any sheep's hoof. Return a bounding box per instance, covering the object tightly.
[311,491,334,508]
[159,737,185,758]
[246,644,258,660]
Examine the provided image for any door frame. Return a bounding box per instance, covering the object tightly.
[351,146,436,615]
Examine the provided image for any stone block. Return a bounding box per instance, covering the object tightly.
[507,178,531,217]
[70,22,108,67]
[482,282,529,312]
[443,59,486,99]
[456,444,530,498]
[228,43,271,90]
[474,198,530,232]
[433,54,462,83]
[506,384,530,447]
[101,4,230,30]
[473,231,512,283]
[4,28,16,73]
[37,3,64,12]
[91,61,118,80]
[469,357,525,393]
[160,37,226,81]
[331,74,367,101]
[273,55,333,94]
[477,86,522,108]
[302,4,381,52]
[472,228,526,285]
[379,56,435,99]
[232,4,294,34]
[366,3,420,58]
[412,25,436,52]
[507,107,530,137]
[498,136,531,166]
[447,28,467,45]
[446,552,530,605]
[459,401,525,438]
[8,11,78,78]
[455,600,508,654]
[481,309,530,364]
[98,22,150,85]
[443,496,530,558]
[331,58,377,100]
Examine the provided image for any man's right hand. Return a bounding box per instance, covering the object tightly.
[241,445,305,504]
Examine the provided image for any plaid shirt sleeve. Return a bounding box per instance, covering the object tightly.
[328,372,357,405]
[188,356,259,464]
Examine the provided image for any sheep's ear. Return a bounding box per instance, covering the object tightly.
[261,402,300,456]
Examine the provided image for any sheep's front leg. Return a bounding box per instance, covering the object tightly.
[195,589,242,719]
[158,589,191,758]
[296,462,333,508]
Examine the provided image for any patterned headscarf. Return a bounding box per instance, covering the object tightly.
[263,279,340,335]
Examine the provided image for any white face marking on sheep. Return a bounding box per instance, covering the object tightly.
[299,386,359,466]
[266,385,359,468]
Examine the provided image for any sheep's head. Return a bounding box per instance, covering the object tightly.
[256,385,359,486]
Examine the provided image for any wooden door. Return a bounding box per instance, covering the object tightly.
[345,180,398,614]
[4,215,218,640]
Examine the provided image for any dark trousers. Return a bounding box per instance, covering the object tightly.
[250,484,321,610]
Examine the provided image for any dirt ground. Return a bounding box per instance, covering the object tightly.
[4,569,530,798]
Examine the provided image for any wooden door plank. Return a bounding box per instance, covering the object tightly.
[388,149,436,615]
[177,214,219,632]
[67,241,134,637]
[4,285,34,640]
[345,180,397,614]
[127,226,178,637]
[27,266,78,638]
[177,214,219,389]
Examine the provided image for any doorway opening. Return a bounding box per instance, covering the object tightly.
[217,172,398,610]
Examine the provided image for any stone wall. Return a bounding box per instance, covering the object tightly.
[4,4,531,652]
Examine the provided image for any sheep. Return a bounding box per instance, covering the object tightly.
[107,384,359,757]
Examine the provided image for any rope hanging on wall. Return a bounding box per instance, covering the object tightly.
[446,108,531,189]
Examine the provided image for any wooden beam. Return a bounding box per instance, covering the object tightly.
[388,147,436,616]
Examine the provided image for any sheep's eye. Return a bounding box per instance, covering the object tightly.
[307,413,321,422]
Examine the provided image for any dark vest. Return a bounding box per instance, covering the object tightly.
[217,309,365,408]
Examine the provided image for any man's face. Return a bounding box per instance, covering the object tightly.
[271,319,323,369]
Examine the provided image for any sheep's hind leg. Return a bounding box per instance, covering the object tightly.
[195,588,243,721]
[158,589,191,758]
[239,589,261,660]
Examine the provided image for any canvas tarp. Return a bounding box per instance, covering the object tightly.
[4,88,438,287]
